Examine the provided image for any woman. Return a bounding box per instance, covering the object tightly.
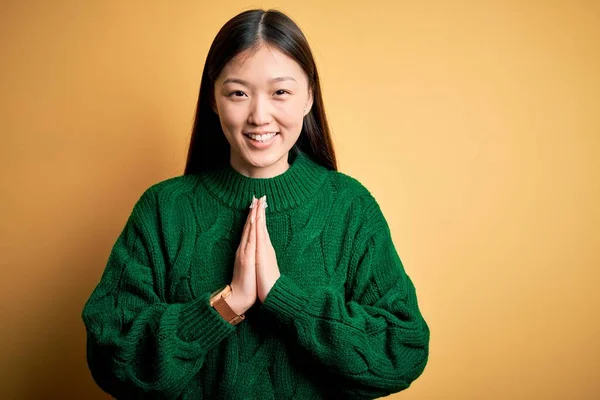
[82,9,429,399]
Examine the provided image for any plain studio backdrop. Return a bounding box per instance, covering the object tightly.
[1,1,598,399]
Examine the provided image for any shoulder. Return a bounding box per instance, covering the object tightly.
[144,174,201,198]
[328,170,373,197]
[130,174,202,215]
[140,174,202,200]
[326,170,387,230]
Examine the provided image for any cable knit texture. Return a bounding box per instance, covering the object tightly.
[82,150,430,399]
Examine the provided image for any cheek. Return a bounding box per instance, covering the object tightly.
[275,104,304,130]
[218,104,245,131]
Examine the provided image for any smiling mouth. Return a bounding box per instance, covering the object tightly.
[244,132,279,142]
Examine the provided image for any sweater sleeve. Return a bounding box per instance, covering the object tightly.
[261,197,430,398]
[81,189,235,399]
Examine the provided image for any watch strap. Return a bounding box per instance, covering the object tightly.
[210,285,245,325]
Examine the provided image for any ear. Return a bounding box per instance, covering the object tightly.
[210,89,219,115]
[303,87,314,116]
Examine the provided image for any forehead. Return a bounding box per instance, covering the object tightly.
[219,45,307,84]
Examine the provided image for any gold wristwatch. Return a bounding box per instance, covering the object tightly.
[209,285,245,325]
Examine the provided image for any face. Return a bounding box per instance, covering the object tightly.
[213,44,313,178]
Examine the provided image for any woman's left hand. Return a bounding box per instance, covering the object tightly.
[255,195,281,303]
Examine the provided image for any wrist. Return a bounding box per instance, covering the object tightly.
[225,290,249,315]
[227,283,254,314]
[209,285,246,325]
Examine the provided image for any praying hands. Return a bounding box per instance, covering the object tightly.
[227,195,281,315]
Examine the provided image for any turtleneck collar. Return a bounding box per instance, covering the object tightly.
[198,150,330,213]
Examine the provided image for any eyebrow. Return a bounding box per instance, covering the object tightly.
[222,76,297,85]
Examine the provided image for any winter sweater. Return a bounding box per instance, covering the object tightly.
[82,150,430,399]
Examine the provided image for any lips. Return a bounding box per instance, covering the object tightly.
[244,132,279,141]
[243,132,279,148]
[244,132,279,137]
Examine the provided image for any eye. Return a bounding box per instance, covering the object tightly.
[274,89,291,96]
[228,91,247,98]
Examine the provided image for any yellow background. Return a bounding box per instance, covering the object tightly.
[1,1,599,398]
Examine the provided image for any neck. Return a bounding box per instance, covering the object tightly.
[198,149,329,213]
[230,152,290,179]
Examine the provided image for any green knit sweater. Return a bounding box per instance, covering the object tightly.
[82,150,429,399]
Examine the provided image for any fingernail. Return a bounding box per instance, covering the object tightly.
[260,195,267,208]
[250,195,257,209]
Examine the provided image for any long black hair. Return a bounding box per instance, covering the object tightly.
[184,9,337,174]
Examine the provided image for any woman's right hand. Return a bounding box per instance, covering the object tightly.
[227,196,259,315]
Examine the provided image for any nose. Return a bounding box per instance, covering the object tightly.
[248,95,273,126]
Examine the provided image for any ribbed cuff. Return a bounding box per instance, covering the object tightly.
[262,274,309,324]
[177,294,235,345]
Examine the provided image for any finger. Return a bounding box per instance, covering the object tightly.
[262,196,269,237]
[245,198,259,254]
[263,209,272,245]
[255,196,266,263]
[240,197,256,251]
[259,196,270,244]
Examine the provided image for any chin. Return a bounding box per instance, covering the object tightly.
[244,151,282,168]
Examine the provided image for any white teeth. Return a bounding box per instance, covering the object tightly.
[248,132,277,141]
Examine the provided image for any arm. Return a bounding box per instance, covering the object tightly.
[82,189,235,399]
[262,198,429,398]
